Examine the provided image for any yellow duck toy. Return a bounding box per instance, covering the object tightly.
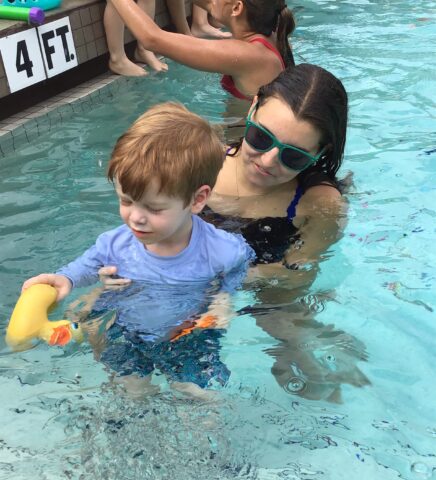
[6,284,83,351]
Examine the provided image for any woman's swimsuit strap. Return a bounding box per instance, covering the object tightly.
[249,37,286,69]
[286,185,304,221]
[220,37,285,100]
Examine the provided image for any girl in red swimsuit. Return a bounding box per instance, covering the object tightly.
[110,0,295,100]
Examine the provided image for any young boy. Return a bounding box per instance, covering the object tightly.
[23,102,254,389]
[23,102,253,297]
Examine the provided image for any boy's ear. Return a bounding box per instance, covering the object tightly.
[190,185,212,214]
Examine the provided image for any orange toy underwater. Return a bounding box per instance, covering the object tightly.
[6,284,83,351]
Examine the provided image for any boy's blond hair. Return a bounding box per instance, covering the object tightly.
[108,102,225,206]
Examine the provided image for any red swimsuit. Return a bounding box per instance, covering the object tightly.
[220,37,286,101]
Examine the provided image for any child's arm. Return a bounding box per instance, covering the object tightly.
[169,291,234,342]
[203,291,234,329]
[22,232,114,301]
[22,274,72,302]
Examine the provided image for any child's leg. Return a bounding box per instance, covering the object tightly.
[104,0,148,76]
[166,0,191,35]
[190,4,231,39]
[135,0,169,72]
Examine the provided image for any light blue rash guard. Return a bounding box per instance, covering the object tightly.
[57,214,255,290]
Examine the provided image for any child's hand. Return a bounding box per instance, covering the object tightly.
[98,266,131,288]
[22,274,72,302]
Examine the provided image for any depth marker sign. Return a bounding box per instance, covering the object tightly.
[0,29,46,93]
[38,17,77,78]
[0,17,77,93]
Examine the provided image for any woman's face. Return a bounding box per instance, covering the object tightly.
[240,97,323,189]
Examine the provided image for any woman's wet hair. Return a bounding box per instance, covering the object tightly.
[230,64,348,186]
[243,0,296,67]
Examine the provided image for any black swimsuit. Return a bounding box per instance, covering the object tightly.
[201,186,303,264]
[201,171,340,265]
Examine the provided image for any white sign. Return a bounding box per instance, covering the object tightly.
[0,29,46,93]
[37,17,77,78]
[0,16,77,93]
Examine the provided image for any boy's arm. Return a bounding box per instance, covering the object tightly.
[56,243,105,289]
[22,235,109,301]
[195,236,255,331]
[203,291,234,329]
[169,291,234,341]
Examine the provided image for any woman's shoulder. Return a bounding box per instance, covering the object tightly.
[302,184,342,201]
[298,168,342,205]
[297,183,344,220]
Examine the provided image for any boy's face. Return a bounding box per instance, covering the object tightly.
[115,180,209,255]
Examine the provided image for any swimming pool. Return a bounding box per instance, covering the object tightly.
[1,1,435,478]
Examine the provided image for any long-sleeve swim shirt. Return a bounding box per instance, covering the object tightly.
[56,214,255,291]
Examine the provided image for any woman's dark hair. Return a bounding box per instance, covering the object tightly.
[231,64,348,187]
[243,0,296,67]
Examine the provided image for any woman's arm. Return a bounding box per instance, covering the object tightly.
[286,185,346,269]
[248,186,346,291]
[110,0,267,75]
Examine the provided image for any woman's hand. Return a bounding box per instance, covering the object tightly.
[98,266,131,289]
[22,274,72,302]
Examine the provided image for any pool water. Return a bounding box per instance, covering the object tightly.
[1,1,436,479]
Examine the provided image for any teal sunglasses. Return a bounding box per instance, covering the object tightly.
[244,105,328,172]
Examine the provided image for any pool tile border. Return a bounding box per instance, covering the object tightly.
[0,72,135,158]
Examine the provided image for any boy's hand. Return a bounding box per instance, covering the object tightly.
[98,266,131,288]
[22,274,72,302]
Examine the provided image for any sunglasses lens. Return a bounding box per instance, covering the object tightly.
[281,148,312,171]
[245,124,273,151]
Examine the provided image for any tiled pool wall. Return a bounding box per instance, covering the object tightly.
[0,73,137,157]
[0,0,192,157]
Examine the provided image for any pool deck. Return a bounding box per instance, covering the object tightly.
[0,0,192,156]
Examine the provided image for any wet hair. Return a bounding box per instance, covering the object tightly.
[242,0,296,67]
[230,64,348,187]
[108,102,225,206]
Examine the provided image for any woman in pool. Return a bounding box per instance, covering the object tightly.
[205,63,348,288]
[204,63,365,401]
[109,0,295,100]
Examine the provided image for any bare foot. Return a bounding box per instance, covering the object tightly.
[135,47,169,73]
[191,23,232,39]
[171,381,219,402]
[109,57,148,77]
[208,15,225,29]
